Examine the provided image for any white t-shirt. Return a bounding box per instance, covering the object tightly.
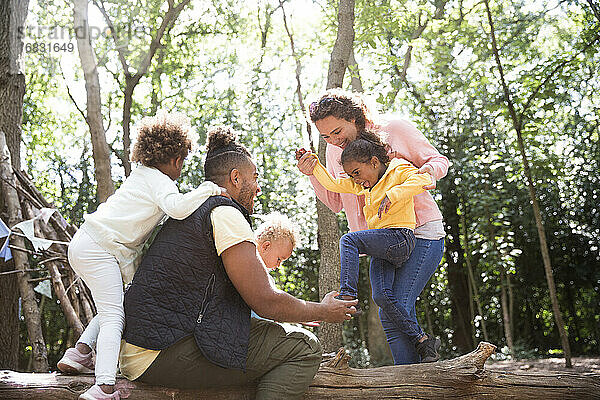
[119,205,256,380]
[82,165,221,282]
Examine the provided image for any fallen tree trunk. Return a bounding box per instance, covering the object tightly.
[1,343,599,399]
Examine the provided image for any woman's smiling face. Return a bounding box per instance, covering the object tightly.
[315,116,359,149]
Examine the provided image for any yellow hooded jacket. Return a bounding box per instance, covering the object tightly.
[312,157,432,230]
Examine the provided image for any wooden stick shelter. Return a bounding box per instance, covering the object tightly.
[1,343,599,399]
[0,131,95,371]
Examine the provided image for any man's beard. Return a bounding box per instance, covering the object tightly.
[237,182,255,214]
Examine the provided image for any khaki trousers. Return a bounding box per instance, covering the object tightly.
[136,318,322,400]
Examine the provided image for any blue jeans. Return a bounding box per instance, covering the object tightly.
[340,228,422,343]
[339,228,415,298]
[377,237,444,364]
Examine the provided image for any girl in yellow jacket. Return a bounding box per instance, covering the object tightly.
[300,132,441,362]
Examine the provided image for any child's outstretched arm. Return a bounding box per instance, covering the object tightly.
[153,180,225,220]
[385,160,433,205]
[299,150,363,195]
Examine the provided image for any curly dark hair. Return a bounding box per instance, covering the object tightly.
[308,88,374,131]
[131,112,196,167]
[204,126,252,185]
[340,130,390,167]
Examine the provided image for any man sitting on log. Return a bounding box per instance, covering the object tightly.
[118,126,358,399]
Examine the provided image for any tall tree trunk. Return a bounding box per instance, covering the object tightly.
[121,81,135,176]
[0,0,29,370]
[73,0,114,202]
[317,0,355,353]
[460,212,489,342]
[0,132,48,372]
[499,266,514,351]
[483,0,572,367]
[507,272,514,341]
[441,179,473,353]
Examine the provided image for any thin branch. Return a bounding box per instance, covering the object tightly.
[60,64,87,124]
[483,0,520,130]
[108,142,129,169]
[0,268,42,276]
[520,32,600,124]
[133,0,193,84]
[37,256,69,265]
[92,0,130,75]
[280,0,314,152]
[586,0,600,22]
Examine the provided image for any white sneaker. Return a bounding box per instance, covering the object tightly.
[79,384,121,400]
[57,347,95,374]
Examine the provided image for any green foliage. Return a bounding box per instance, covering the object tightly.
[14,0,600,371]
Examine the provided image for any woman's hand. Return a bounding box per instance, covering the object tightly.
[378,195,391,218]
[418,164,436,190]
[296,150,317,176]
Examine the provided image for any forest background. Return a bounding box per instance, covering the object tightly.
[0,0,599,372]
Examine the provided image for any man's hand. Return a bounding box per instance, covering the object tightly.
[319,291,358,322]
[296,151,317,176]
[418,165,436,190]
[222,242,355,323]
[378,195,391,218]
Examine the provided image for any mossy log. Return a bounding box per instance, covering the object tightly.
[1,343,599,399]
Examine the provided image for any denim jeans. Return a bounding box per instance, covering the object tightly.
[339,228,415,298]
[377,237,444,364]
[137,318,322,400]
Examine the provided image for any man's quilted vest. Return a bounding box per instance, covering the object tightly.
[123,196,252,370]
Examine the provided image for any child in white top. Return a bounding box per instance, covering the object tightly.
[57,112,226,400]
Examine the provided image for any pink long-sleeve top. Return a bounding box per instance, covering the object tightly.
[309,118,449,233]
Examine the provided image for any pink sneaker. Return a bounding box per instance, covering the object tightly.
[57,347,95,374]
[79,384,120,400]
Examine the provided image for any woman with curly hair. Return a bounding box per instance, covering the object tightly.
[57,112,227,400]
[296,89,449,365]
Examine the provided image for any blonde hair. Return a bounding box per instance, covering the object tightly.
[255,213,299,249]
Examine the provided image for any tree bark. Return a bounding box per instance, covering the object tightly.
[73,0,114,202]
[2,342,599,399]
[483,0,572,366]
[0,131,48,372]
[326,0,355,90]
[0,0,29,370]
